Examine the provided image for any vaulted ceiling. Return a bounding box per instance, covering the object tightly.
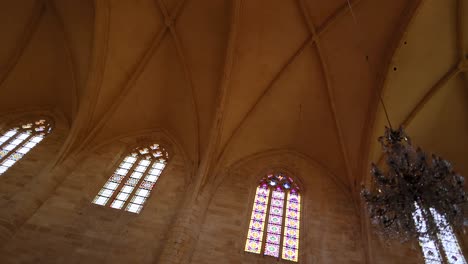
[0,0,466,192]
[368,0,468,185]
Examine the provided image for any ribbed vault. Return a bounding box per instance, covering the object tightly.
[2,0,465,195]
[367,0,468,185]
[0,0,94,124]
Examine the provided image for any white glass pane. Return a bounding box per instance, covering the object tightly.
[30,136,43,143]
[2,159,16,167]
[11,139,23,145]
[104,182,118,190]
[93,196,108,206]
[121,185,134,193]
[110,200,124,209]
[426,260,443,264]
[4,130,17,137]
[146,175,158,182]
[17,133,29,140]
[124,156,137,163]
[130,171,143,179]
[135,166,146,173]
[126,203,141,213]
[420,238,442,262]
[116,168,128,176]
[0,136,10,143]
[149,169,161,176]
[154,163,165,170]
[120,162,133,169]
[4,144,16,151]
[430,209,466,264]
[136,189,149,197]
[140,160,151,166]
[99,189,113,197]
[0,166,7,173]
[116,192,130,201]
[24,142,37,148]
[413,204,443,263]
[132,196,145,205]
[17,147,30,154]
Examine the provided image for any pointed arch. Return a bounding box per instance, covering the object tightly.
[245,172,301,262]
[92,142,169,214]
[0,118,53,175]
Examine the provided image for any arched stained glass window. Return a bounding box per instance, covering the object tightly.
[92,143,168,214]
[413,204,466,264]
[245,173,301,262]
[0,119,52,175]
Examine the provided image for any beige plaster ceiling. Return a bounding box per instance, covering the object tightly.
[1,0,465,191]
[368,0,468,184]
[0,0,94,124]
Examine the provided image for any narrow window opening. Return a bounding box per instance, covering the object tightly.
[92,143,169,214]
[414,203,466,264]
[245,173,301,262]
[0,119,52,175]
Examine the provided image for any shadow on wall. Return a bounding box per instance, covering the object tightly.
[0,109,69,204]
[0,129,191,264]
[192,149,365,264]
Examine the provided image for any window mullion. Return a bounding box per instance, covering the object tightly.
[107,156,141,205]
[417,204,445,263]
[431,210,457,264]
[0,133,34,164]
[434,227,449,263]
[423,208,446,262]
[434,236,449,264]
[121,159,155,209]
[93,144,169,213]
[278,190,289,261]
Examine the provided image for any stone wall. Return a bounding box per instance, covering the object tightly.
[367,230,424,264]
[0,134,190,264]
[191,151,365,263]
[0,116,438,264]
[0,113,68,204]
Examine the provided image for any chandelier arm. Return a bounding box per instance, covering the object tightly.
[345,0,394,130]
[362,126,466,243]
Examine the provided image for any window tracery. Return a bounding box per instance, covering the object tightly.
[245,173,301,262]
[0,119,52,175]
[92,143,169,214]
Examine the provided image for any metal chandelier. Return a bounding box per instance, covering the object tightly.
[361,126,466,241]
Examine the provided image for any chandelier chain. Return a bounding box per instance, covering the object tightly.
[346,0,394,129]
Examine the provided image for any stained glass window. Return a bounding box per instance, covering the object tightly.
[413,204,466,264]
[0,119,52,175]
[245,173,301,262]
[92,143,168,214]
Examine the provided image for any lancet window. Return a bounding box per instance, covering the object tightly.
[92,143,168,214]
[0,119,52,175]
[414,204,466,264]
[245,173,301,262]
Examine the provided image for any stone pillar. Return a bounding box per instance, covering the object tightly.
[157,185,213,264]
